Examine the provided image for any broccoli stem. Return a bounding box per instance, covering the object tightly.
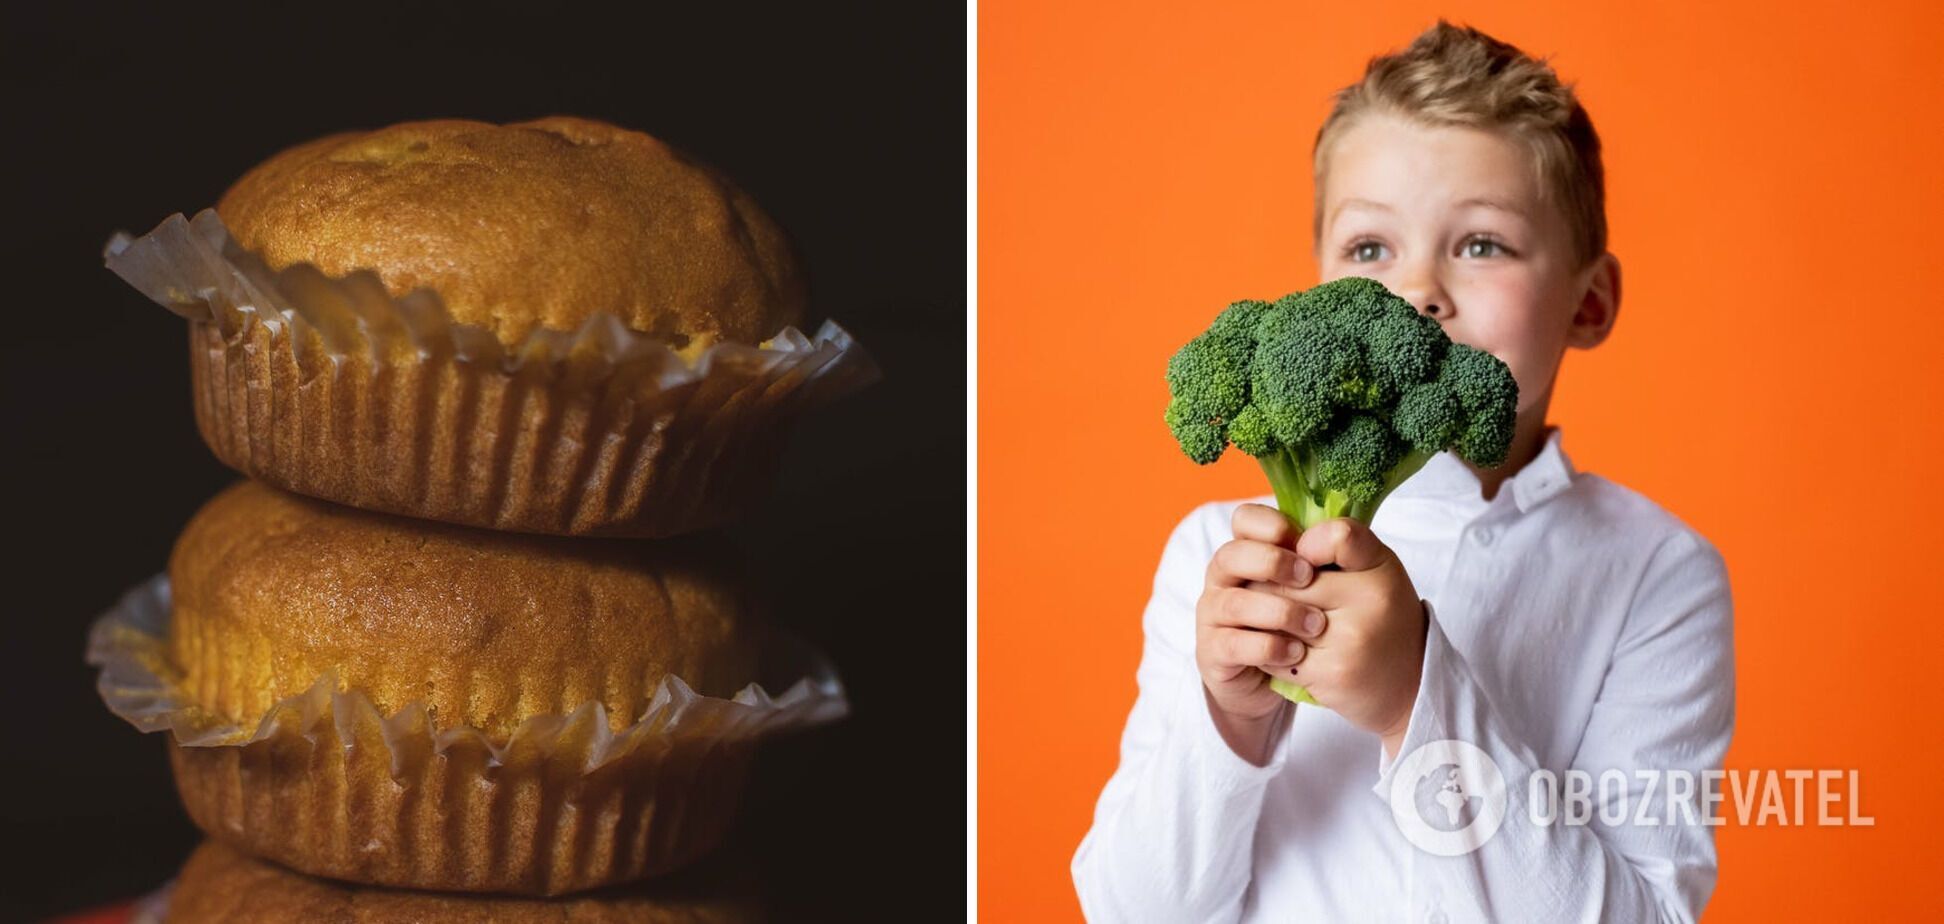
[1255,446,1439,529]
[1268,676,1321,705]
[1252,446,1439,706]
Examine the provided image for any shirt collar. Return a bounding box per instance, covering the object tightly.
[1510,426,1576,513]
[1393,425,1577,515]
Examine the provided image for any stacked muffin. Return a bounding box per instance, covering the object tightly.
[90,118,863,918]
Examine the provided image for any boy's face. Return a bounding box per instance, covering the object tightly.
[1314,112,1618,415]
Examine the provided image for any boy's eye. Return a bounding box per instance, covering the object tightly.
[1462,235,1510,258]
[1346,239,1388,262]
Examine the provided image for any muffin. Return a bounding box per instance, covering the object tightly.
[155,480,772,894]
[217,116,805,354]
[104,116,872,537]
[151,839,764,923]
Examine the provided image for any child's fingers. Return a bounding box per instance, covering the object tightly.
[1238,573,1346,628]
[1231,503,1297,548]
[1209,585,1327,640]
[1206,539,1314,588]
[1262,641,1308,675]
[1240,581,1331,642]
[1208,625,1306,671]
[1293,517,1392,573]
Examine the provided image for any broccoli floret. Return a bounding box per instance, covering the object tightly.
[1316,413,1403,504]
[1437,344,1520,468]
[1439,343,1520,415]
[1393,381,1465,453]
[1162,299,1266,463]
[1365,307,1447,395]
[1457,401,1517,468]
[1227,403,1278,458]
[1282,275,1392,328]
[1249,318,1353,444]
[1162,277,1522,705]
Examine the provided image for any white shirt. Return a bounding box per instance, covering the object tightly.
[1072,427,1735,923]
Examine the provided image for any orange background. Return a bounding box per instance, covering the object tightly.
[979,1,1944,919]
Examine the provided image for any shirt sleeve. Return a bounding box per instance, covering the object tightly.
[1372,529,1736,924]
[1072,503,1296,923]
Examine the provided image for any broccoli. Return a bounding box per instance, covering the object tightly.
[1164,277,1519,705]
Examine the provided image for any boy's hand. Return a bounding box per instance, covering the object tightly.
[1194,504,1324,764]
[1280,514,1429,758]
[1196,503,1429,763]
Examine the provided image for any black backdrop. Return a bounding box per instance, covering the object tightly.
[0,2,965,920]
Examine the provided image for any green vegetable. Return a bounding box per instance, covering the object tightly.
[1164,277,1519,705]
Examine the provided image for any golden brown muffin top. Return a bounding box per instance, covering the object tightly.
[216,116,807,349]
[162,840,764,923]
[167,481,760,737]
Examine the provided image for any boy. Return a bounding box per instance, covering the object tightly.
[1072,20,1733,923]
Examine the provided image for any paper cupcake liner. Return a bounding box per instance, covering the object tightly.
[104,210,878,537]
[89,574,847,896]
[129,839,765,923]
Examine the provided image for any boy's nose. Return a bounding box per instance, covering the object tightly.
[1388,273,1450,320]
[1396,288,1448,319]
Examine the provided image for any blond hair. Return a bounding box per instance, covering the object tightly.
[1313,20,1607,268]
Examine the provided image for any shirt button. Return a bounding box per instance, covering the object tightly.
[1474,527,1495,546]
[1427,911,1449,924]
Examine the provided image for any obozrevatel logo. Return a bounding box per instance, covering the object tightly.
[1387,739,1508,856]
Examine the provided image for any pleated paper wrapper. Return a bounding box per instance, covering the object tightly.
[89,575,848,897]
[127,839,766,923]
[104,211,878,538]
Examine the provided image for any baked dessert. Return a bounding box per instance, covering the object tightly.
[162,480,765,894]
[105,116,871,538]
[168,479,757,730]
[216,116,806,353]
[154,839,764,923]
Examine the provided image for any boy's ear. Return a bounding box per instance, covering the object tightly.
[1566,252,1621,350]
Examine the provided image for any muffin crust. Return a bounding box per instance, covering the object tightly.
[167,481,760,737]
[216,116,807,348]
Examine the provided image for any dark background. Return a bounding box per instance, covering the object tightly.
[0,2,964,920]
